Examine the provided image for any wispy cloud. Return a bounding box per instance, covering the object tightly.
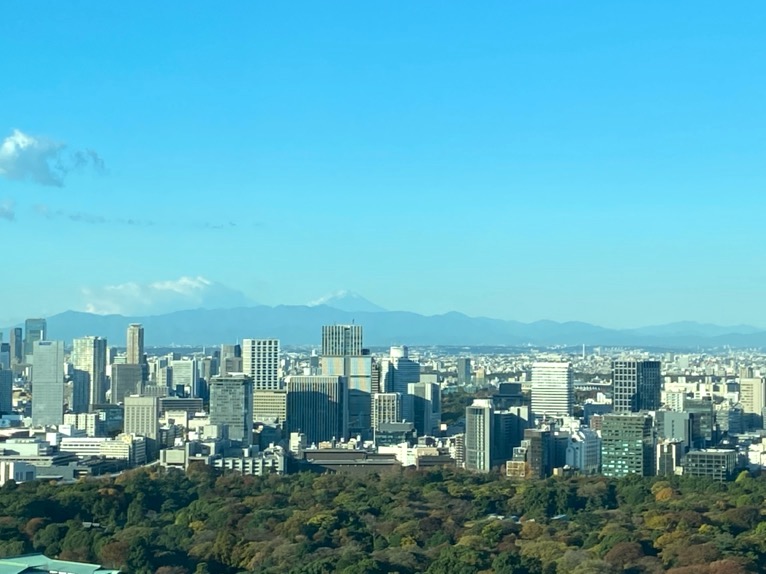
[0,200,15,222]
[33,204,153,226]
[0,129,105,187]
[81,276,255,316]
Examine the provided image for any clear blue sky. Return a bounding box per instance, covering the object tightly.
[1,2,764,328]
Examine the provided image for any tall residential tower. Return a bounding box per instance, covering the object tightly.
[126,324,145,365]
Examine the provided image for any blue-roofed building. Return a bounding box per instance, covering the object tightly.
[0,554,120,574]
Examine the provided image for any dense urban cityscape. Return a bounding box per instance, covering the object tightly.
[2,318,766,483]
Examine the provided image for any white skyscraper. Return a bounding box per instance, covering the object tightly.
[242,339,280,390]
[531,362,574,417]
[465,399,493,473]
[31,341,65,427]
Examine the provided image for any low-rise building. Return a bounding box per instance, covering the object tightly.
[0,461,36,486]
[682,448,738,481]
[212,445,285,476]
[0,553,119,573]
[565,427,601,475]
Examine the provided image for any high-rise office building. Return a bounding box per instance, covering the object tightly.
[322,355,373,436]
[739,377,766,429]
[408,382,441,436]
[210,374,254,444]
[218,344,242,376]
[124,395,160,456]
[320,325,371,437]
[242,339,280,390]
[171,359,199,397]
[457,358,472,385]
[601,413,655,477]
[126,324,145,365]
[0,370,12,414]
[372,392,402,431]
[522,429,554,479]
[321,325,363,356]
[716,402,743,435]
[252,389,287,426]
[71,336,108,408]
[69,369,90,413]
[683,398,716,447]
[31,340,64,427]
[0,344,9,370]
[656,410,696,452]
[110,364,144,405]
[10,328,22,366]
[531,362,574,417]
[157,365,173,389]
[286,375,347,445]
[612,360,661,413]
[24,319,47,361]
[379,346,421,422]
[465,399,493,473]
[494,404,531,461]
[492,382,528,410]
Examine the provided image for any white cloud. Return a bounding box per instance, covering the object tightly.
[81,276,254,316]
[0,200,14,222]
[0,129,104,187]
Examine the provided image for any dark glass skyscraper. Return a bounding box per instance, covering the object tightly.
[10,327,22,365]
[286,375,346,445]
[612,360,661,413]
[24,318,47,360]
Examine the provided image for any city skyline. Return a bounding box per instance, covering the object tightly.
[2,3,765,328]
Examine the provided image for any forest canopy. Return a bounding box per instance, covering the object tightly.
[1,466,765,573]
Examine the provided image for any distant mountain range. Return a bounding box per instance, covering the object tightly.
[8,305,766,349]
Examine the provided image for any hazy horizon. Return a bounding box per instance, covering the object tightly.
[2,290,765,333]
